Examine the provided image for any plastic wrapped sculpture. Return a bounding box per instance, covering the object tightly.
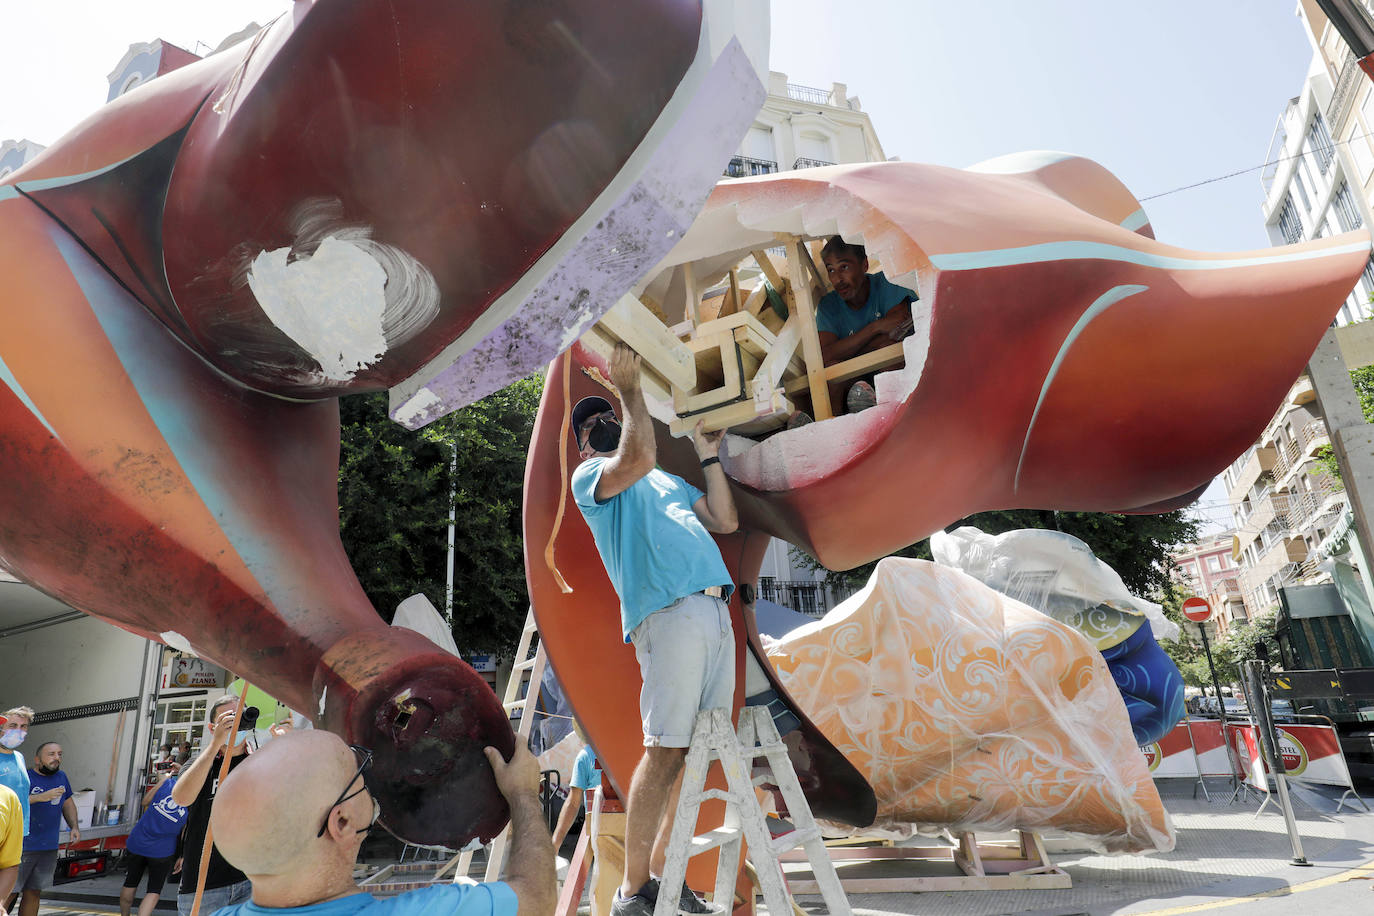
[0,0,767,845]
[764,558,1174,852]
[525,154,1370,847]
[930,526,1186,747]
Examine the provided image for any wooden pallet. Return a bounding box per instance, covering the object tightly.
[777,831,1071,894]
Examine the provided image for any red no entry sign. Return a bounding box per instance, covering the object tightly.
[1181,596,1213,623]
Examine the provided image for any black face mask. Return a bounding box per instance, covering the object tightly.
[37,764,58,775]
[586,417,622,453]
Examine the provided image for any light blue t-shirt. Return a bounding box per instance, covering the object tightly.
[212,884,517,916]
[0,752,29,836]
[815,271,917,340]
[570,746,601,800]
[572,459,732,642]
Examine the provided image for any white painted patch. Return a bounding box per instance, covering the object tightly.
[249,236,390,381]
[318,685,328,717]
[246,198,441,384]
[393,387,444,428]
[160,631,197,656]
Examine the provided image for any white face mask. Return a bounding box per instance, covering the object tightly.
[0,730,24,750]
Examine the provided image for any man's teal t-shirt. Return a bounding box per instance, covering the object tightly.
[571,746,601,793]
[571,459,732,642]
[212,884,516,916]
[815,271,917,340]
[0,752,29,836]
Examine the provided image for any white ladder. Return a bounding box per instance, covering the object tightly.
[654,706,851,916]
[449,608,548,883]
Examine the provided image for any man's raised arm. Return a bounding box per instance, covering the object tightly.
[483,745,556,916]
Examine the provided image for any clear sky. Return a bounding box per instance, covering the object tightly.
[0,0,1320,533]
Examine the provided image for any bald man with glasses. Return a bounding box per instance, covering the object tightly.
[207,730,554,916]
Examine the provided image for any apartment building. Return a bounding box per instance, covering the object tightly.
[725,70,886,179]
[1224,1,1374,622]
[1171,530,1245,634]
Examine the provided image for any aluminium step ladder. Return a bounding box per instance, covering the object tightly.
[654,706,850,916]
[441,607,548,883]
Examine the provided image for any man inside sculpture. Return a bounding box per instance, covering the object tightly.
[816,235,918,414]
[206,730,554,916]
[570,343,738,916]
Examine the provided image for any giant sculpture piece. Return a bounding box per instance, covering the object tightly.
[525,154,1370,845]
[0,0,767,845]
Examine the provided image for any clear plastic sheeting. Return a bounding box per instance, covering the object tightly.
[931,526,1179,648]
[764,557,1175,853]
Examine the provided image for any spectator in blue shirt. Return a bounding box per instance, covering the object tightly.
[121,771,187,916]
[815,236,918,414]
[550,732,601,853]
[0,709,33,842]
[11,742,78,916]
[207,730,553,916]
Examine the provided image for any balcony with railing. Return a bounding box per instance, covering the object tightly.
[724,155,779,179]
[786,82,836,106]
[1234,487,1290,550]
[793,157,836,170]
[1212,574,1242,600]
[1283,472,1344,531]
[1228,446,1276,506]
[1272,419,1331,482]
[757,578,828,617]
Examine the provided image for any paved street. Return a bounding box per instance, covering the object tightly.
[31,779,1374,916]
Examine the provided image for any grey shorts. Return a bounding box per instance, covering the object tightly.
[629,592,734,747]
[16,847,58,892]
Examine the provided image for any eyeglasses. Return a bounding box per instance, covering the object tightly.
[316,745,374,838]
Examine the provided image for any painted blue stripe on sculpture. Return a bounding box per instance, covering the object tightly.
[47,226,278,603]
[1120,208,1148,231]
[0,353,60,439]
[930,238,1371,273]
[15,154,137,194]
[1014,284,1148,492]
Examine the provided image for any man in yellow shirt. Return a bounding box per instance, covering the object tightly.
[0,714,23,916]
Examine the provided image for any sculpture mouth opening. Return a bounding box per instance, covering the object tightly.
[582,229,931,493]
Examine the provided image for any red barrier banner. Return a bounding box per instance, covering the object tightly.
[1227,724,1268,791]
[1140,721,1199,778]
[1185,719,1234,777]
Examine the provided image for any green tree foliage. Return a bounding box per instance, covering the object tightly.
[337,377,542,654]
[1315,366,1374,487]
[799,508,1199,599]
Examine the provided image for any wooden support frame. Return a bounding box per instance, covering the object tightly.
[783,342,904,396]
[786,238,833,420]
[778,830,1070,894]
[586,235,908,436]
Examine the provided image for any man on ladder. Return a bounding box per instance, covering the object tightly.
[570,343,738,916]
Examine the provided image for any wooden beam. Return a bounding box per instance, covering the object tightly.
[783,342,904,395]
[580,324,673,405]
[668,387,790,437]
[749,249,785,293]
[596,294,698,390]
[741,284,770,318]
[802,239,830,292]
[682,262,701,328]
[751,315,801,402]
[787,238,833,420]
[720,269,742,317]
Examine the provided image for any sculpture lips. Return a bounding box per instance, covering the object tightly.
[678,155,1370,570]
[0,0,766,848]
